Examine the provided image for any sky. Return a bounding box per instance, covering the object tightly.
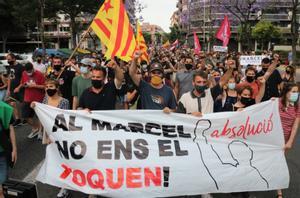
[139,0,177,33]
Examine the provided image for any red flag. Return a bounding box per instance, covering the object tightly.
[216,15,231,47]
[193,32,201,54]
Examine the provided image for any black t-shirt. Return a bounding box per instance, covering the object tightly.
[258,69,282,101]
[79,81,119,110]
[6,63,24,90]
[48,70,75,104]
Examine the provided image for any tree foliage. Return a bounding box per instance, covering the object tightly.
[142,32,151,44]
[46,0,102,48]
[252,21,281,50]
[166,25,184,43]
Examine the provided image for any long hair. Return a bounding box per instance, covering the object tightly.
[280,82,299,112]
[285,65,295,82]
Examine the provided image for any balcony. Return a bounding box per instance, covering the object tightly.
[41,31,71,38]
[261,14,290,21]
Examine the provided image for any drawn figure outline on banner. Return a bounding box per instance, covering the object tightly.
[192,119,269,191]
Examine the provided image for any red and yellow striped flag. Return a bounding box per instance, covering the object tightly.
[136,22,149,63]
[91,0,136,62]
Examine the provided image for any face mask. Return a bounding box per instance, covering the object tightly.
[92,79,104,89]
[214,76,221,83]
[37,59,42,64]
[289,92,299,103]
[246,76,255,83]
[228,83,236,90]
[80,66,89,74]
[53,65,62,71]
[46,88,57,97]
[240,97,255,107]
[262,68,268,72]
[185,64,193,70]
[151,76,163,86]
[8,60,14,65]
[195,85,207,93]
[26,71,33,76]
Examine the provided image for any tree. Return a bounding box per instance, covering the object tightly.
[0,0,31,52]
[217,0,271,51]
[167,25,184,43]
[142,32,151,44]
[252,21,281,50]
[290,0,300,64]
[47,0,102,48]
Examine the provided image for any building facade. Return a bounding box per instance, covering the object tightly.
[174,0,300,50]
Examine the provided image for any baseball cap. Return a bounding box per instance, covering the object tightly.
[149,62,163,73]
[80,58,96,67]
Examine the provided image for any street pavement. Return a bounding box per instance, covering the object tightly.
[8,123,300,198]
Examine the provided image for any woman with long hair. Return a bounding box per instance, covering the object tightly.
[277,82,299,198]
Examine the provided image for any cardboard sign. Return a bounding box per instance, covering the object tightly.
[240,55,267,66]
[213,45,228,52]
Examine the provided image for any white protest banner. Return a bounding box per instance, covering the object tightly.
[240,55,267,66]
[34,100,289,197]
[213,45,228,52]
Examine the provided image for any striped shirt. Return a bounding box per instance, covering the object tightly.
[279,100,300,143]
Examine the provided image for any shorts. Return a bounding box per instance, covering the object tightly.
[0,155,8,184]
[9,88,24,102]
[22,102,35,118]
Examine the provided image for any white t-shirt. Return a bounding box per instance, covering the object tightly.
[33,62,46,74]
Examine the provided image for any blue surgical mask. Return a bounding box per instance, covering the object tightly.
[289,92,299,102]
[80,66,88,74]
[228,83,236,90]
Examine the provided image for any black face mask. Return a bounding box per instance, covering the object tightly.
[92,79,104,89]
[262,68,268,72]
[240,97,255,107]
[246,76,255,83]
[185,64,193,70]
[37,59,42,64]
[8,60,14,65]
[53,65,62,71]
[46,88,57,97]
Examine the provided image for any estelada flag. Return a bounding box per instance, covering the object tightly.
[193,32,201,54]
[216,15,231,47]
[91,0,136,62]
[136,21,149,63]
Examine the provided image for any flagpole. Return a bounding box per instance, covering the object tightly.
[56,25,92,80]
[67,25,92,61]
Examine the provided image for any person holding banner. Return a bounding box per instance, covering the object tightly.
[78,62,124,111]
[277,82,299,198]
[31,78,70,198]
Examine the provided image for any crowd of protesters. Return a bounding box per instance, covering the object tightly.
[0,47,299,198]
